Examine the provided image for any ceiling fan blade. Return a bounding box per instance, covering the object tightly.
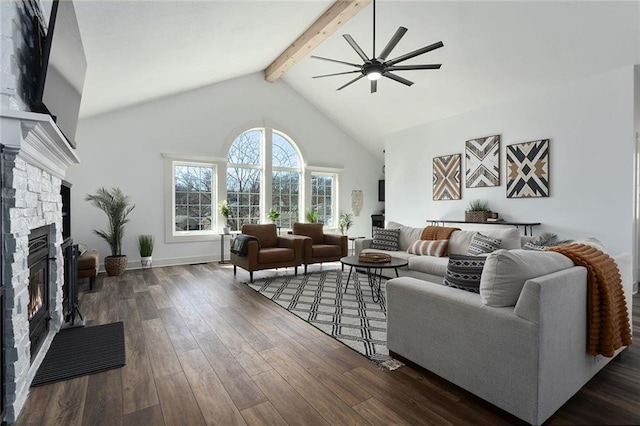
[343,34,370,62]
[371,79,377,93]
[337,74,365,91]
[386,64,442,71]
[383,72,414,87]
[386,41,444,66]
[312,70,362,79]
[378,27,408,60]
[310,55,361,68]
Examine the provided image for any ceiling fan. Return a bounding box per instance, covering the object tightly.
[311,0,443,93]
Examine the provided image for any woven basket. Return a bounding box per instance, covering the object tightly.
[358,253,392,263]
[104,255,128,276]
[465,210,492,223]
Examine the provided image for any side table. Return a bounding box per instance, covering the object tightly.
[219,233,233,264]
[348,236,366,255]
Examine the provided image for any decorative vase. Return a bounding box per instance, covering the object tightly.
[140,256,152,269]
[104,255,128,276]
[223,227,230,235]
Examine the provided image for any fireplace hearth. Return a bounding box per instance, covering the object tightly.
[27,225,52,360]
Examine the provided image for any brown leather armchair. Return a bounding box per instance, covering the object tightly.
[292,223,348,273]
[231,223,303,282]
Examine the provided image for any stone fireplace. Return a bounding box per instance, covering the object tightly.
[0,110,79,422]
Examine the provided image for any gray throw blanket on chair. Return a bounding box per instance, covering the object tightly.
[230,234,260,257]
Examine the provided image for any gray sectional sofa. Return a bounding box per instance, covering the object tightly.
[355,221,633,425]
[354,220,525,281]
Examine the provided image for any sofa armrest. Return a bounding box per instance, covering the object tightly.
[354,238,373,256]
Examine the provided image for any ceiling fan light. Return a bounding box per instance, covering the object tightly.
[367,71,382,80]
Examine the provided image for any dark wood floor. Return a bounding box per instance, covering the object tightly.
[13,262,640,425]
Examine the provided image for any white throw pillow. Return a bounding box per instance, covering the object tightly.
[480,249,574,307]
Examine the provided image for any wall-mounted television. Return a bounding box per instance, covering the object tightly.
[378,180,385,202]
[35,0,86,149]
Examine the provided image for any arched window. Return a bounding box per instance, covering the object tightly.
[227,128,303,230]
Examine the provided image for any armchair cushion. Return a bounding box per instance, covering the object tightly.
[258,247,295,264]
[242,223,278,248]
[293,223,324,245]
[312,244,342,258]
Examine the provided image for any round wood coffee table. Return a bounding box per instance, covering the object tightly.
[340,255,408,309]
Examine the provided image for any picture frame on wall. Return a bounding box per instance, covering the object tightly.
[433,154,461,200]
[506,139,550,198]
[465,134,500,188]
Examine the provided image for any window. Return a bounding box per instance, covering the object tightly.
[225,128,341,231]
[227,128,302,230]
[174,164,214,232]
[163,154,220,243]
[272,132,301,229]
[311,172,336,227]
[227,130,263,230]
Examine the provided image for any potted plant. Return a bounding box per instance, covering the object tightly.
[338,212,354,235]
[267,208,280,223]
[306,209,320,223]
[85,187,135,276]
[137,234,154,268]
[465,199,491,222]
[218,200,232,234]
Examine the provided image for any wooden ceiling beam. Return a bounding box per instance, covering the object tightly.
[264,0,372,83]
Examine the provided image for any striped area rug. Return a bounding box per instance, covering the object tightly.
[248,270,402,369]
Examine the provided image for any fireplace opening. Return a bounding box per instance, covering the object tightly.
[28,225,52,360]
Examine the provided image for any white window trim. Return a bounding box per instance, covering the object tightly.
[162,153,225,243]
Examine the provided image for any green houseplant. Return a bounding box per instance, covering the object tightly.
[267,208,281,223]
[218,200,232,233]
[137,234,154,268]
[465,199,491,222]
[85,187,135,276]
[306,209,320,223]
[338,212,354,235]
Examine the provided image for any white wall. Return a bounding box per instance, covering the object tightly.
[68,73,383,268]
[385,66,636,258]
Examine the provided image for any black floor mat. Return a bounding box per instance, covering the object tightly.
[31,322,126,387]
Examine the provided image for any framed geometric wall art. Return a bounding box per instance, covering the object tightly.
[506,139,550,198]
[433,154,461,200]
[465,134,500,188]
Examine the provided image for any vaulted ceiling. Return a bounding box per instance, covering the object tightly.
[71,1,639,157]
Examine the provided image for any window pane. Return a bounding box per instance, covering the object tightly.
[227,166,261,230]
[273,170,300,228]
[173,163,215,233]
[311,174,334,227]
[228,130,262,165]
[272,132,300,168]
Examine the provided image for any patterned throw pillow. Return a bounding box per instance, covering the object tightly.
[522,241,547,251]
[443,254,486,293]
[370,227,400,251]
[407,239,448,257]
[467,233,502,255]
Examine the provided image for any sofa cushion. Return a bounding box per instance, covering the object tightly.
[449,228,521,255]
[480,249,575,307]
[467,233,501,255]
[258,247,294,264]
[443,254,486,293]
[293,222,324,245]
[408,255,450,277]
[370,227,400,251]
[407,239,448,257]
[522,241,547,251]
[387,221,425,251]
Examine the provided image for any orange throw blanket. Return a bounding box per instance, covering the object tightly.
[548,244,632,357]
[421,226,460,241]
